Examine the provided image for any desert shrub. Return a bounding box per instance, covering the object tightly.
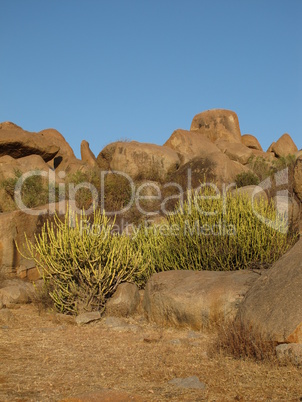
[65,169,100,211]
[235,171,260,188]
[247,156,272,182]
[0,169,57,208]
[20,206,147,315]
[102,172,133,215]
[210,318,277,361]
[134,185,298,272]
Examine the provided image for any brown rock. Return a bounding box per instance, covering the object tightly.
[105,282,140,317]
[294,155,302,202]
[241,134,263,151]
[81,140,98,167]
[0,122,59,161]
[250,149,276,162]
[164,129,220,163]
[143,270,259,330]
[190,109,242,143]
[60,389,143,402]
[276,343,302,366]
[238,238,302,343]
[97,141,180,181]
[215,140,253,165]
[0,279,35,307]
[270,133,298,157]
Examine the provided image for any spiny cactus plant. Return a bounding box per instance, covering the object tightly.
[20,206,146,315]
[134,186,298,272]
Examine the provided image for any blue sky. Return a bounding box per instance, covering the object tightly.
[1,0,301,158]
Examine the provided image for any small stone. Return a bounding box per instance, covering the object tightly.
[168,375,206,389]
[75,311,101,325]
[276,343,302,366]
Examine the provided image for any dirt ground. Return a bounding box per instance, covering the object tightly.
[0,304,301,402]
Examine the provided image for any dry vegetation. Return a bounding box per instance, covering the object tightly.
[0,304,302,402]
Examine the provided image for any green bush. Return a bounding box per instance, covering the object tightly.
[20,206,147,315]
[235,172,260,188]
[0,169,58,208]
[65,169,100,210]
[134,186,297,272]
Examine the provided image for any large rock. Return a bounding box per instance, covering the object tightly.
[80,140,98,168]
[97,141,180,181]
[0,122,86,175]
[249,149,276,162]
[190,109,242,143]
[238,238,302,343]
[0,203,69,277]
[215,140,253,165]
[164,129,220,163]
[270,133,298,157]
[39,128,85,174]
[0,122,59,161]
[294,155,302,202]
[0,154,54,181]
[143,270,259,330]
[241,134,263,151]
[0,279,35,307]
[105,282,140,317]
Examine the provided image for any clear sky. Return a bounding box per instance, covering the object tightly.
[1,0,301,158]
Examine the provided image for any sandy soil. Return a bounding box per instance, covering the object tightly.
[0,304,301,402]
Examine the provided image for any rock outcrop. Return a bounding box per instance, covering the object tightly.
[143,270,259,330]
[241,134,263,151]
[97,141,180,181]
[215,140,253,165]
[269,133,298,157]
[80,140,98,168]
[0,122,59,161]
[294,155,302,202]
[238,238,302,343]
[164,129,220,163]
[190,109,242,143]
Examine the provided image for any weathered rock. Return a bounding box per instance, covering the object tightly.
[168,376,206,390]
[97,141,180,181]
[294,155,302,202]
[0,203,69,277]
[143,270,259,330]
[276,343,302,366]
[0,279,35,307]
[190,109,242,143]
[75,311,101,325]
[0,121,59,161]
[80,140,98,168]
[272,194,300,232]
[164,129,220,163]
[60,389,143,402]
[232,185,268,204]
[250,149,276,162]
[215,140,253,165]
[238,238,302,343]
[242,134,263,151]
[105,282,140,317]
[270,134,298,157]
[296,150,302,159]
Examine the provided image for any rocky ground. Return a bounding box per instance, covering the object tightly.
[0,304,301,402]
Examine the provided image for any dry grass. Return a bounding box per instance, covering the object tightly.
[0,304,302,401]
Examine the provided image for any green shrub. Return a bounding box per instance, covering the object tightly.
[0,169,58,208]
[65,169,100,211]
[20,206,147,315]
[235,172,260,188]
[134,186,298,272]
[247,156,272,181]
